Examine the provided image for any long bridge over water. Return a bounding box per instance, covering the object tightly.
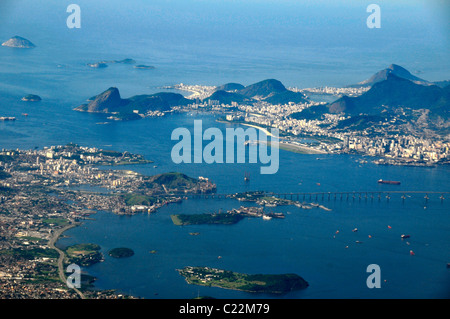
[172,191,450,202]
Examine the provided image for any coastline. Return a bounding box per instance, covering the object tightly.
[240,123,276,137]
[48,222,85,299]
[240,122,327,154]
[278,141,327,155]
[220,119,327,155]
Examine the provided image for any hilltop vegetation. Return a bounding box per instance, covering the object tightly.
[144,172,198,190]
[123,193,156,206]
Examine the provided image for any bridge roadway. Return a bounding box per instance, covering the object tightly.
[167,191,450,201]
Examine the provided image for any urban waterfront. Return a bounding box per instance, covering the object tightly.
[51,113,449,299]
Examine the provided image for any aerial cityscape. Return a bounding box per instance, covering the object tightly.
[0,0,449,307]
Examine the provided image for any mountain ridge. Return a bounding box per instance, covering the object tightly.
[355,64,430,87]
[206,79,307,105]
[291,73,449,120]
[74,87,191,116]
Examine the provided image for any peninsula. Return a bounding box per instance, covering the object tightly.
[65,243,103,267]
[74,87,190,120]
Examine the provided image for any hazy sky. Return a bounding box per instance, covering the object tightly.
[1,0,448,44]
[0,0,448,83]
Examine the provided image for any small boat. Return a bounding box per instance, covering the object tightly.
[410,250,415,256]
[401,234,410,239]
[352,228,358,232]
[262,215,272,220]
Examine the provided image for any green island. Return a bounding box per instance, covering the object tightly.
[171,213,245,226]
[178,266,308,294]
[65,243,103,267]
[21,94,41,102]
[108,247,134,258]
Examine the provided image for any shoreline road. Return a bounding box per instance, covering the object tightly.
[48,223,86,299]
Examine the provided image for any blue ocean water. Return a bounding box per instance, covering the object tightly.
[0,1,449,299]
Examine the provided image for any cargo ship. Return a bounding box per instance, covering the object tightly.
[378,179,401,185]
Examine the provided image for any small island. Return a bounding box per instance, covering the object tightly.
[2,36,35,48]
[178,266,309,294]
[171,206,285,226]
[21,94,41,102]
[107,58,136,64]
[108,247,134,258]
[171,213,245,226]
[87,62,108,68]
[134,65,155,69]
